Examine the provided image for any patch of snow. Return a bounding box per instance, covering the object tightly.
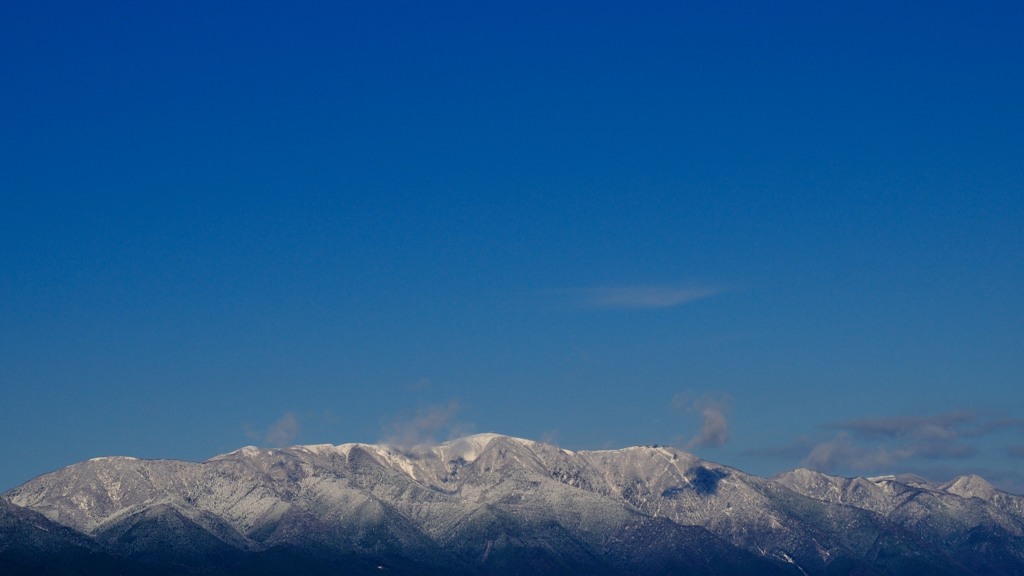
[295,444,340,455]
[776,550,810,576]
[437,434,499,463]
[207,446,263,461]
[364,445,419,479]
[435,433,535,463]
[942,474,997,501]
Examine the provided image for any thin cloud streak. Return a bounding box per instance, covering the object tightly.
[582,285,721,310]
[826,412,1024,440]
[826,412,974,440]
[743,437,815,459]
[800,432,975,474]
[798,411,1017,475]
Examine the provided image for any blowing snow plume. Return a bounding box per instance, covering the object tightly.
[381,401,468,454]
[245,411,301,447]
[674,393,731,450]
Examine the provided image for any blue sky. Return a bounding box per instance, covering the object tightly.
[2,1,1023,492]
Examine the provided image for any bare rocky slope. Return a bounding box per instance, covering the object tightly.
[3,433,1023,575]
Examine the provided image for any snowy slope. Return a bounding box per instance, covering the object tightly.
[4,433,1024,575]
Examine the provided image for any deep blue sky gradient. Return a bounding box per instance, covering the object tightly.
[2,1,1023,491]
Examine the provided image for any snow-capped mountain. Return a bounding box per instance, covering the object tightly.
[3,433,1023,575]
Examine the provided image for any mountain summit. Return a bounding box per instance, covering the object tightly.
[3,433,1023,575]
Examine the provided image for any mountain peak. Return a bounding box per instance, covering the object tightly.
[434,432,532,462]
[5,434,1023,576]
[941,474,998,500]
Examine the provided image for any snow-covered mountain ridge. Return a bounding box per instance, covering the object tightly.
[3,433,1023,575]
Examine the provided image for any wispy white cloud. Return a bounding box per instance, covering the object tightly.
[673,392,731,450]
[800,432,917,472]
[539,430,561,446]
[380,401,470,453]
[826,412,973,440]
[581,285,721,310]
[246,411,301,447]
